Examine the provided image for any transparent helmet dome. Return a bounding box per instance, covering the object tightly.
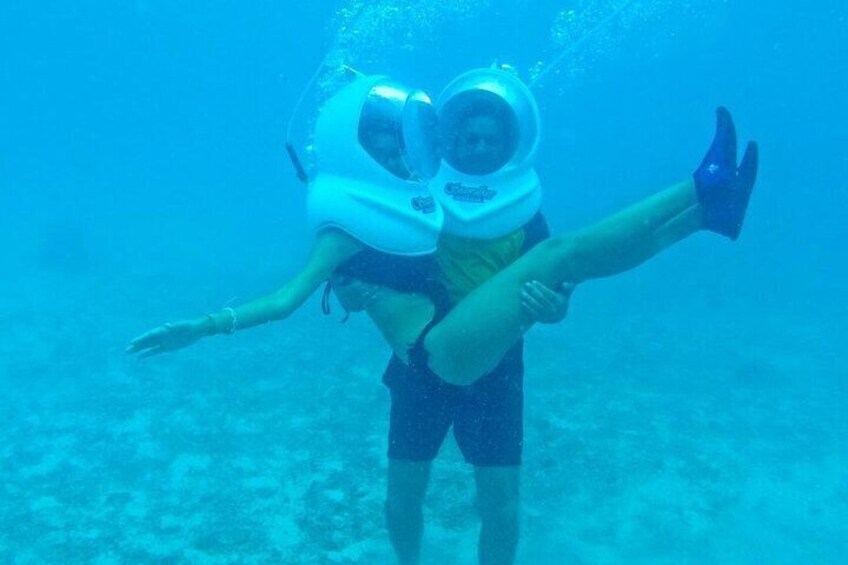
[285,61,355,184]
[437,67,541,177]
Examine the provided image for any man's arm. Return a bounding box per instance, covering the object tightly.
[519,212,575,326]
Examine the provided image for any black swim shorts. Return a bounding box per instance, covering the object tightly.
[383,340,524,467]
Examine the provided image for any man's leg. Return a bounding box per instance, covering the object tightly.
[386,459,432,565]
[453,342,524,564]
[383,354,454,564]
[475,465,521,565]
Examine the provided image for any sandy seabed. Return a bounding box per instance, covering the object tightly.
[1,269,845,564]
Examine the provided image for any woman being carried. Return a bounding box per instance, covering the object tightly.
[128,70,758,388]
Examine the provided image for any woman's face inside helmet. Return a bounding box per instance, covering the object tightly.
[358,82,439,181]
[359,120,410,179]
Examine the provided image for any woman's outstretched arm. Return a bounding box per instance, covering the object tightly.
[126,229,362,357]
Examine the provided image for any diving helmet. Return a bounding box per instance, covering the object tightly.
[307,72,444,255]
[431,66,542,239]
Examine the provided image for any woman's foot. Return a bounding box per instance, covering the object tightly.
[693,107,759,240]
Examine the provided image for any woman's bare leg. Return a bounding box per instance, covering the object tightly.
[548,180,699,282]
[424,107,757,386]
[425,181,702,385]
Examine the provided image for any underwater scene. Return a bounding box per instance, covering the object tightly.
[1,1,846,563]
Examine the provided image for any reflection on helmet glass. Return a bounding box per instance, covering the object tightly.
[359,82,440,181]
[402,93,440,180]
[440,90,519,176]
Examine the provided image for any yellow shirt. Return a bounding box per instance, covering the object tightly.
[436,228,526,304]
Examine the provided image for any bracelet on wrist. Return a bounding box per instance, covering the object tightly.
[223,307,239,334]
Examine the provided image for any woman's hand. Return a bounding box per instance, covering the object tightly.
[520,281,576,325]
[126,318,210,358]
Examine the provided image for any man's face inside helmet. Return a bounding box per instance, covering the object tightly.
[451,114,511,175]
[442,91,519,176]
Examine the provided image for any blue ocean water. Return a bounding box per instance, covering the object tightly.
[1,1,845,563]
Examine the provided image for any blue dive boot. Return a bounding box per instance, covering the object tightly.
[693,107,759,240]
